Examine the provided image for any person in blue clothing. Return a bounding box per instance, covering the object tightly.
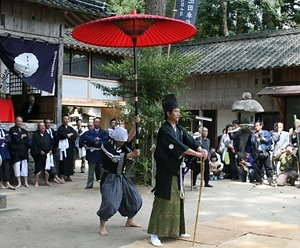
[245,122,275,186]
[237,152,256,183]
[82,117,109,189]
[0,119,15,190]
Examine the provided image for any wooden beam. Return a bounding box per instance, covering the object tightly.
[274,97,285,122]
[62,97,125,107]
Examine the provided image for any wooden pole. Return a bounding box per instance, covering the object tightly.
[294,115,300,161]
[293,115,300,184]
[167,0,177,57]
[192,157,205,246]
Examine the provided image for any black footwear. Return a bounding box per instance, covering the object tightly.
[85,186,93,189]
[81,169,85,173]
[205,184,213,187]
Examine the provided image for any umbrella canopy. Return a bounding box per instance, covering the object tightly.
[72,10,197,149]
[72,10,197,47]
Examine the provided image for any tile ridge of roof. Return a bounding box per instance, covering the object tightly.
[177,27,300,47]
[26,0,111,15]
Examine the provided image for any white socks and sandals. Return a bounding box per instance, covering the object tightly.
[150,233,191,247]
[150,235,162,247]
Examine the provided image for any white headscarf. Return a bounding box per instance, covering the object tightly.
[109,125,128,142]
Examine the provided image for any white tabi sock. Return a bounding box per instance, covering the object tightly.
[150,234,163,247]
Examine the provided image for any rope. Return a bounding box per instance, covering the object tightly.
[179,159,186,199]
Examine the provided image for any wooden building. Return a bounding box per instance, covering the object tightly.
[0,0,128,128]
[173,28,300,146]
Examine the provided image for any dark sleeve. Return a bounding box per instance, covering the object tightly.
[4,130,11,143]
[57,126,68,140]
[23,129,30,148]
[30,132,40,156]
[160,126,189,159]
[79,132,86,148]
[69,127,77,144]
[245,135,252,153]
[32,104,40,116]
[45,132,53,152]
[182,129,200,151]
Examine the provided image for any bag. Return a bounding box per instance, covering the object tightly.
[218,141,226,154]
[224,150,230,165]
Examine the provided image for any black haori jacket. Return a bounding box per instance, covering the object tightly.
[153,121,200,200]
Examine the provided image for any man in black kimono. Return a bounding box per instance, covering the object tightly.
[57,116,77,182]
[31,121,53,186]
[20,95,40,121]
[9,116,30,188]
[147,94,208,247]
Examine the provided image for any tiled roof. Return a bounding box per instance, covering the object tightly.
[172,28,300,74]
[27,0,113,28]
[64,30,133,57]
[28,0,108,15]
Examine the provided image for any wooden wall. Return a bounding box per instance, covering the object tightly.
[1,0,63,39]
[281,66,300,81]
[0,0,64,123]
[12,95,56,121]
[178,69,275,112]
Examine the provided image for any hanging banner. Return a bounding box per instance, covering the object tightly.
[0,36,59,93]
[175,0,199,25]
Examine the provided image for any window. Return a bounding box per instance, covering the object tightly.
[8,72,40,95]
[71,50,89,76]
[63,48,122,79]
[91,53,106,78]
[91,53,121,79]
[8,73,22,95]
[63,49,89,77]
[63,49,71,75]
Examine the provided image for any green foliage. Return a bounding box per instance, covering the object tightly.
[62,106,70,117]
[93,47,197,184]
[195,0,300,39]
[134,154,152,184]
[95,47,197,104]
[106,0,145,14]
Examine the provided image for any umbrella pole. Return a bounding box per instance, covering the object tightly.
[133,38,139,149]
[192,157,205,246]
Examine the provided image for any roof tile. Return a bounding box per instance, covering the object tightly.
[173,28,300,74]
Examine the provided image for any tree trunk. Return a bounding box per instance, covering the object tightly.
[145,0,166,15]
[220,0,229,36]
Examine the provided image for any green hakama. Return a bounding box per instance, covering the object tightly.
[147,176,185,237]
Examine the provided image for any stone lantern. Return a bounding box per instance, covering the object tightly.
[232,92,264,125]
[231,92,264,151]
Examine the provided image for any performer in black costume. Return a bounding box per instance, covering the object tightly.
[97,125,142,236]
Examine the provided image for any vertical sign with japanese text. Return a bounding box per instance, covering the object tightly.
[175,0,199,25]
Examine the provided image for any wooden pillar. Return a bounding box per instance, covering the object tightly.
[56,39,64,126]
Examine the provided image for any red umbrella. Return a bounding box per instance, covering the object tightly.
[72,10,197,148]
